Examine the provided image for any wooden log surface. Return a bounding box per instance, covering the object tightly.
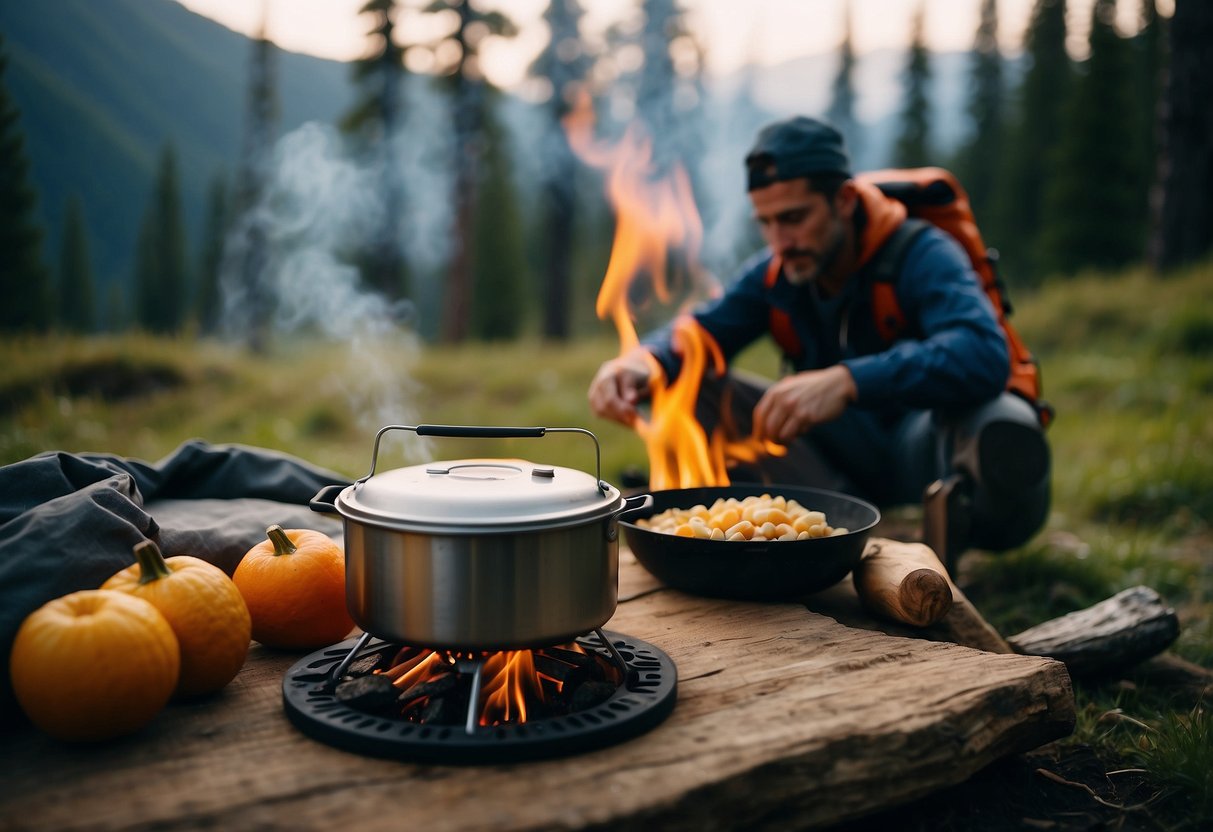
[0,552,1075,832]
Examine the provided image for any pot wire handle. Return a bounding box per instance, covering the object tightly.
[360,424,608,494]
[416,425,546,439]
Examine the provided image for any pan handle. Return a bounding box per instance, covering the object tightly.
[359,424,608,494]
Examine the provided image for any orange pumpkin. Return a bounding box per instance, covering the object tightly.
[103,541,251,696]
[10,590,180,742]
[233,525,353,649]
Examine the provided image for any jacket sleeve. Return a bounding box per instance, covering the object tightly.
[842,229,1010,409]
[642,256,774,380]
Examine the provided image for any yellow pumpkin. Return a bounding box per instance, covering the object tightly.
[10,589,180,742]
[103,540,251,697]
[233,525,353,649]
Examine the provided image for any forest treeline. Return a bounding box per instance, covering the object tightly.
[1,0,1210,344]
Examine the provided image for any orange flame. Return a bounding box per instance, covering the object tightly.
[565,94,783,488]
[564,97,708,352]
[380,642,600,727]
[480,650,543,725]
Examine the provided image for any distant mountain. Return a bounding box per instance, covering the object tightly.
[711,48,994,172]
[2,0,1005,301]
[1,0,355,291]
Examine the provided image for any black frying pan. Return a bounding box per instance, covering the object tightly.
[620,484,880,601]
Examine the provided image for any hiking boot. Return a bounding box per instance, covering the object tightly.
[977,419,1050,496]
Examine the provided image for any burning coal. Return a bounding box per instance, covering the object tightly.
[333,641,622,728]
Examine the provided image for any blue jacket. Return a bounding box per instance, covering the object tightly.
[644,224,1010,413]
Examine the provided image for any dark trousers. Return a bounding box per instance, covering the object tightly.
[699,372,1051,551]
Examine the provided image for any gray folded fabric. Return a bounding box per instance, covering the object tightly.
[0,440,350,722]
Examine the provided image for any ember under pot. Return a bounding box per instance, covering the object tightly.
[310,424,650,651]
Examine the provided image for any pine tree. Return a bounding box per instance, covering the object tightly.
[57,195,95,333]
[1040,0,1143,273]
[1133,0,1165,266]
[470,96,527,341]
[133,210,157,333]
[635,0,706,182]
[1149,0,1213,269]
[233,19,279,352]
[1134,0,1164,167]
[892,3,933,168]
[195,173,228,335]
[0,36,54,332]
[133,144,189,333]
[419,0,518,343]
[343,0,409,303]
[103,280,126,333]
[529,0,591,341]
[994,0,1071,283]
[825,1,860,163]
[952,0,1004,227]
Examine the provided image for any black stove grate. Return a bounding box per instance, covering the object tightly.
[282,630,677,764]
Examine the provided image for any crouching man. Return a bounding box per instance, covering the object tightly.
[588,115,1051,564]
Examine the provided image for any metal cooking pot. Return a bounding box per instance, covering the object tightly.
[310,424,651,651]
[622,484,880,601]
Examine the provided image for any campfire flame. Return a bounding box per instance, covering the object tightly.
[565,95,783,489]
[480,650,543,725]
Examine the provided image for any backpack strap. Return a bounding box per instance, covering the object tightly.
[764,257,805,362]
[869,218,932,343]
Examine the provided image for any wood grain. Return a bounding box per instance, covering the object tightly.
[0,552,1074,832]
[854,538,953,626]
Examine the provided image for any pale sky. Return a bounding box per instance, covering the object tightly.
[174,0,1165,89]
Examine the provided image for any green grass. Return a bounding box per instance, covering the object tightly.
[3,259,1212,823]
[973,261,1213,826]
[0,332,652,480]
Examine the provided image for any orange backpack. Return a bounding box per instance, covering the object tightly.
[766,167,1051,427]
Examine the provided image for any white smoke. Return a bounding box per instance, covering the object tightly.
[219,106,464,462]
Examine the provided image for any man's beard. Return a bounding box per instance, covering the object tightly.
[783,221,846,286]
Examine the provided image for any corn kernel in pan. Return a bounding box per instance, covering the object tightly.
[635,493,848,541]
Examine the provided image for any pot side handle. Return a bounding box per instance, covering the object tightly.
[309,484,345,515]
[616,493,654,523]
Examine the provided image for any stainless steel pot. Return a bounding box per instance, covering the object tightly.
[310,424,651,651]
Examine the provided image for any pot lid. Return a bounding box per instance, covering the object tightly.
[335,458,623,532]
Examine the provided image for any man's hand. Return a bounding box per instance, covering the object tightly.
[588,350,655,425]
[752,364,858,444]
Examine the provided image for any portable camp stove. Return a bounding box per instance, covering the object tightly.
[282,628,676,764]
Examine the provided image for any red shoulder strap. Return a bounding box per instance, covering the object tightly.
[871,280,906,343]
[764,258,803,360]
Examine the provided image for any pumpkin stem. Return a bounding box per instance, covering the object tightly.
[266,525,298,557]
[132,540,173,584]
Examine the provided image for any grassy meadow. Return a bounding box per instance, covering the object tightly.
[3,260,1212,825]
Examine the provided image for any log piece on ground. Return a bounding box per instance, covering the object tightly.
[1007,585,1180,678]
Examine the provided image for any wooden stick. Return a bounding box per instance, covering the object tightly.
[856,538,1014,653]
[854,538,953,627]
